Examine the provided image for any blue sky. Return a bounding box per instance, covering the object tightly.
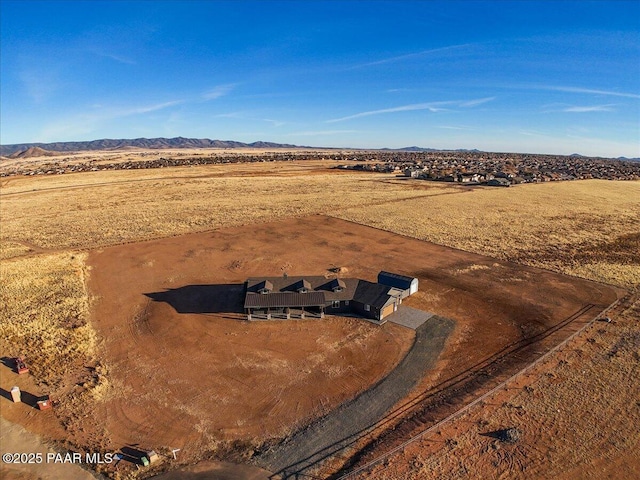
[1,0,639,157]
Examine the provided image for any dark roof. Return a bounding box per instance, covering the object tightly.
[246,276,358,301]
[244,291,326,309]
[327,278,346,291]
[245,275,399,310]
[291,279,312,292]
[377,271,416,289]
[353,280,397,309]
[257,280,273,292]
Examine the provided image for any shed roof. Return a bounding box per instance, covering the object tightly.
[327,278,346,291]
[377,271,417,289]
[291,279,312,292]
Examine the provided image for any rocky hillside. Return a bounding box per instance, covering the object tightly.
[0,137,305,156]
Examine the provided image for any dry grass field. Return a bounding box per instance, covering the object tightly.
[0,155,637,479]
[361,294,640,480]
[0,252,96,386]
[0,163,455,250]
[336,180,640,289]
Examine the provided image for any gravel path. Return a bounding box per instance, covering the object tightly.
[388,305,435,330]
[253,315,455,478]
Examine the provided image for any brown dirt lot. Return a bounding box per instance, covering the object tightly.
[356,294,639,480]
[1,161,635,479]
[60,215,618,477]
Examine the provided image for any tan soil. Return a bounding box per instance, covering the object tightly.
[0,418,95,480]
[351,294,639,480]
[0,214,621,479]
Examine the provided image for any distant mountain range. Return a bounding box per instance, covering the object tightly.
[0,137,306,157]
[1,137,637,161]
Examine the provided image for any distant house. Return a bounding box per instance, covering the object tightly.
[457,173,482,183]
[243,272,419,324]
[487,178,510,187]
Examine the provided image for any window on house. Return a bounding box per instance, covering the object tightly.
[345,300,349,306]
[332,300,340,308]
[364,304,370,311]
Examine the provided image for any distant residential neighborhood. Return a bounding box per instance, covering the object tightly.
[334,150,640,183]
[1,145,639,181]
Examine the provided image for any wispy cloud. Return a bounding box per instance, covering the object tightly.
[214,111,245,119]
[287,130,358,136]
[20,69,59,103]
[119,101,183,116]
[436,125,474,131]
[352,43,475,69]
[561,104,616,112]
[214,112,284,127]
[518,129,548,137]
[98,52,136,65]
[326,97,494,123]
[39,100,183,141]
[203,83,237,100]
[263,118,285,127]
[544,86,640,99]
[541,102,617,113]
[460,97,495,107]
[326,102,453,123]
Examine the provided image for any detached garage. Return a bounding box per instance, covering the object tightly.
[377,271,419,299]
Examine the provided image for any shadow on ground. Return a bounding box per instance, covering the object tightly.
[145,284,245,314]
[0,387,47,410]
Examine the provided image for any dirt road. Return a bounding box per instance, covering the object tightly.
[253,315,455,478]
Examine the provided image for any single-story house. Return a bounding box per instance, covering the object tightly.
[243,271,419,324]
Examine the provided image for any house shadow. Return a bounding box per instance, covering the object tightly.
[145,284,245,315]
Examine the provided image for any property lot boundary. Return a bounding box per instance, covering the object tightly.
[334,297,622,480]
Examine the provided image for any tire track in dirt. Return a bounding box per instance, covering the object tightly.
[252,315,455,478]
[331,301,614,479]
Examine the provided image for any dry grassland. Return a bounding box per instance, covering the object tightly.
[368,296,640,480]
[0,252,96,386]
[0,167,454,250]
[1,161,637,479]
[335,180,640,289]
[0,240,34,260]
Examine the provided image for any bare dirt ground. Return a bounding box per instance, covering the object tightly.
[73,216,618,477]
[353,294,639,480]
[0,418,97,480]
[253,315,455,477]
[0,158,635,479]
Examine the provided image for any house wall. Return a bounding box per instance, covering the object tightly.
[380,302,396,320]
[350,301,379,321]
[325,300,352,314]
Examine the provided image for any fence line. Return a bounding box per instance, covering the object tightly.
[335,298,622,480]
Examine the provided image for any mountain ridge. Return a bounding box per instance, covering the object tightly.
[0,137,309,156]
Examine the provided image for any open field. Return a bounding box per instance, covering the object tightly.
[0,157,637,479]
[0,162,456,250]
[336,179,640,289]
[1,213,617,478]
[0,252,96,386]
[356,294,640,480]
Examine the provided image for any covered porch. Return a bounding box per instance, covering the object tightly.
[244,291,327,321]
